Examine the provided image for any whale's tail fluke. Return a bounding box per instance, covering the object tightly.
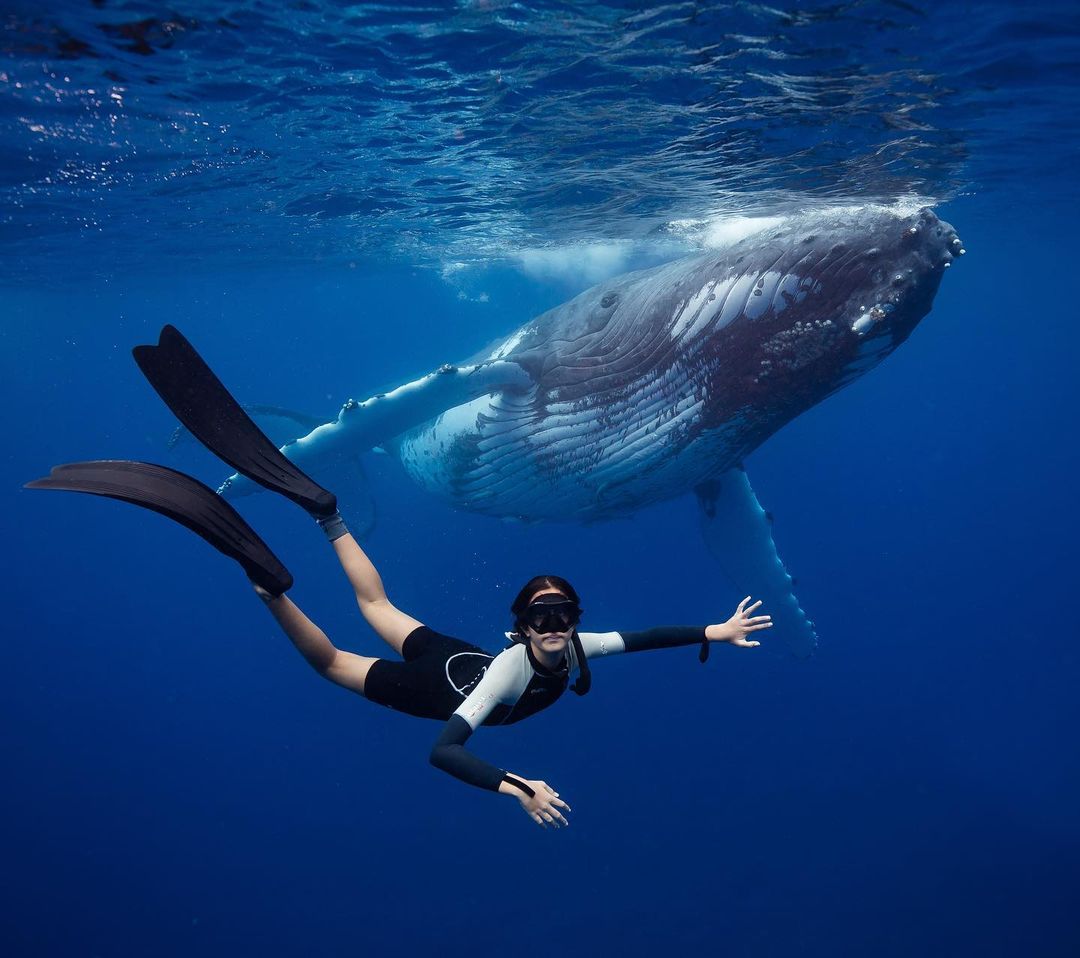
[133,325,338,518]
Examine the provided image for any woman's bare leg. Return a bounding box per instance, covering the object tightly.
[329,533,425,657]
[255,586,378,695]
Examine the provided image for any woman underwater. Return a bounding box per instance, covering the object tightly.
[28,326,773,828]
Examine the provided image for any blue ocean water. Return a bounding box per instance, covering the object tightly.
[2,2,1079,956]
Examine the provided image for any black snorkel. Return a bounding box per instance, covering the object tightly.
[568,630,591,696]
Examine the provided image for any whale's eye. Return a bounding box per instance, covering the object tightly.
[600,292,618,309]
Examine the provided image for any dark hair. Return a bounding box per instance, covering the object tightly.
[510,574,591,696]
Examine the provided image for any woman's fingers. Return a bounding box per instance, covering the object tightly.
[533,805,567,828]
[737,595,751,613]
[746,599,763,614]
[544,802,569,826]
[539,783,570,810]
[528,807,570,828]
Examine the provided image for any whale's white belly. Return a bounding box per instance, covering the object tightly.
[396,379,749,520]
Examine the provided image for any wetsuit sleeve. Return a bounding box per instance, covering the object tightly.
[619,626,707,652]
[576,628,707,659]
[575,631,626,659]
[429,647,526,792]
[429,715,506,791]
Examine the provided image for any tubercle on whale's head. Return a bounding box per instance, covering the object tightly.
[843,207,963,348]
[708,206,962,423]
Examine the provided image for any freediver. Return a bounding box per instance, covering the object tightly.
[27,326,772,828]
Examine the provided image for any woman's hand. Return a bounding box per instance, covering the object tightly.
[705,596,772,647]
[517,779,571,829]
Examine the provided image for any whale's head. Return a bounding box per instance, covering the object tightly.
[492,206,960,473]
[824,206,961,366]
[692,205,962,438]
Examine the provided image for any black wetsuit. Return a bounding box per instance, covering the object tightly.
[365,624,706,793]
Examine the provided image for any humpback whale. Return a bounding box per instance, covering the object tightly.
[221,206,963,656]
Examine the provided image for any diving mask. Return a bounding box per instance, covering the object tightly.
[521,594,582,634]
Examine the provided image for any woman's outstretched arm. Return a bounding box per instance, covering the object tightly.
[427,648,572,828]
[578,596,773,660]
[430,715,571,828]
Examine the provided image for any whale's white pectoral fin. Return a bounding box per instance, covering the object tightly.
[219,359,535,499]
[696,469,818,658]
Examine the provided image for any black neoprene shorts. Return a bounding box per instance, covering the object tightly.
[364,626,492,721]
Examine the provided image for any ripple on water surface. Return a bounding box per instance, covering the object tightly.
[0,1,1075,281]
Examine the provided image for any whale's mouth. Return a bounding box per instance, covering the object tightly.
[850,209,964,337]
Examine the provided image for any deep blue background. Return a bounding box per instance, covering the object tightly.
[3,2,1080,956]
[4,192,1078,957]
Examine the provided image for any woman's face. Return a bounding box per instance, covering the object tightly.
[522,588,575,658]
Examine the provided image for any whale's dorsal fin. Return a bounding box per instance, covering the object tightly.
[696,468,818,658]
[218,359,534,500]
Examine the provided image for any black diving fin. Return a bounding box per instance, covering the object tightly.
[25,460,293,596]
[133,325,337,518]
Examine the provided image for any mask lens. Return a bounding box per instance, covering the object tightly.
[524,600,579,633]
